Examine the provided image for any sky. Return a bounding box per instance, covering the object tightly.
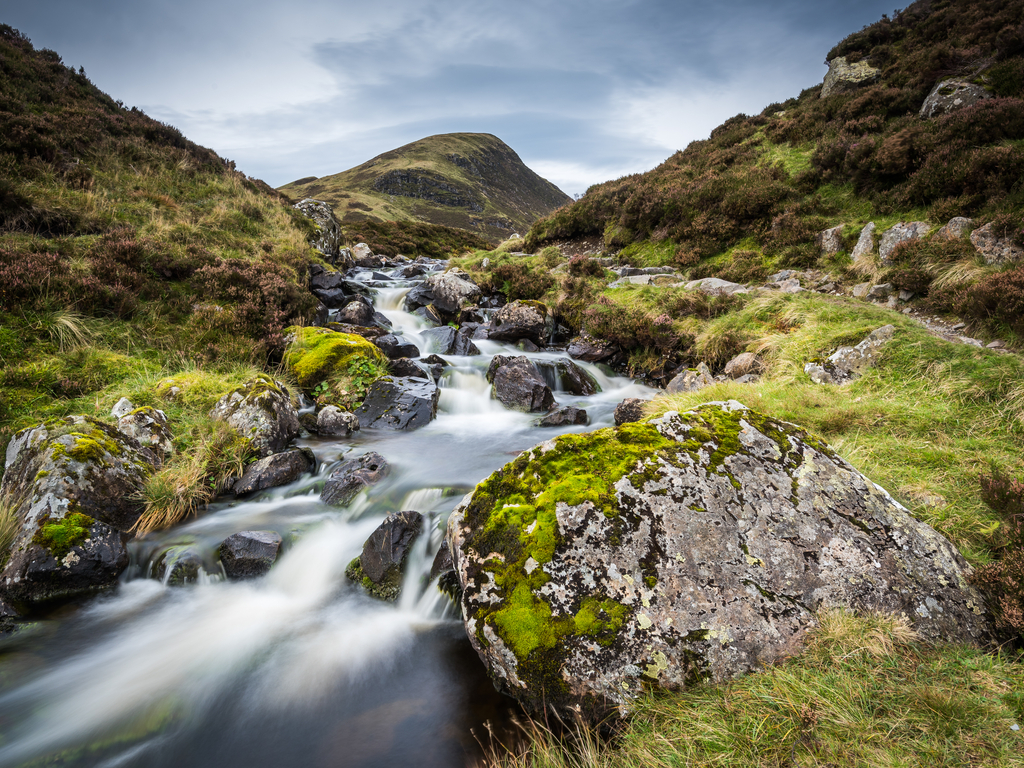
[1,0,899,197]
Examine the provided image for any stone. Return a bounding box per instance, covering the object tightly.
[355,377,440,430]
[209,376,300,458]
[535,358,601,397]
[767,270,799,283]
[852,282,871,299]
[374,334,421,360]
[218,531,283,580]
[317,405,360,437]
[345,511,423,602]
[486,356,556,413]
[233,449,314,496]
[879,222,930,265]
[816,225,844,255]
[537,406,589,428]
[684,277,749,295]
[987,340,1007,350]
[336,298,375,326]
[665,362,713,394]
[389,357,430,379]
[866,283,893,300]
[412,305,447,326]
[487,300,548,346]
[919,79,992,119]
[851,221,876,264]
[401,264,427,278]
[933,217,974,242]
[777,278,802,293]
[294,199,348,266]
[403,284,435,313]
[111,397,134,419]
[421,326,481,356]
[614,398,647,426]
[154,546,206,586]
[446,401,990,719]
[320,451,390,507]
[116,406,173,465]
[821,56,881,98]
[970,222,1024,266]
[352,243,384,269]
[0,416,161,609]
[734,373,760,384]
[427,268,482,314]
[517,339,541,353]
[805,325,896,385]
[568,332,619,363]
[723,352,762,379]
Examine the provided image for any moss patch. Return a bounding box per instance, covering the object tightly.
[33,512,94,558]
[284,326,388,391]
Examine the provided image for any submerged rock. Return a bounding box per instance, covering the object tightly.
[421,326,480,356]
[446,401,990,720]
[355,377,439,430]
[233,449,314,496]
[154,546,206,586]
[218,531,283,580]
[536,359,600,396]
[346,511,423,602]
[209,375,300,458]
[320,452,390,506]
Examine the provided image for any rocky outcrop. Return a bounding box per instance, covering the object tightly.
[805,325,896,385]
[879,222,930,265]
[821,56,881,98]
[488,301,548,346]
[486,356,555,413]
[427,268,481,315]
[345,511,423,602]
[0,416,161,609]
[320,452,390,506]
[218,531,283,580]
[115,406,173,465]
[933,216,974,242]
[970,222,1024,266]
[209,376,300,458]
[816,225,844,255]
[919,79,991,119]
[355,377,439,430]
[446,401,990,719]
[232,449,314,496]
[294,199,349,267]
[851,221,876,263]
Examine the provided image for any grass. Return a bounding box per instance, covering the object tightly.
[481,610,1024,768]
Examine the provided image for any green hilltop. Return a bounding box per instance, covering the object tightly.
[278,132,572,242]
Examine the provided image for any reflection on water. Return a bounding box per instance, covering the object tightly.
[0,264,656,767]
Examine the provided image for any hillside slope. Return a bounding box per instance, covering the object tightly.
[279,133,571,241]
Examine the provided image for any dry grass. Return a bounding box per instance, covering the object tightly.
[0,492,24,557]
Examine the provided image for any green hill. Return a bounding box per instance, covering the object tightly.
[279,133,572,242]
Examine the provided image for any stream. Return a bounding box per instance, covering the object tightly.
[0,263,656,768]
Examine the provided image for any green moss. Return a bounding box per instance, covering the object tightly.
[283,326,388,391]
[33,512,94,558]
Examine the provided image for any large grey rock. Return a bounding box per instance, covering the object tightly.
[352,243,384,269]
[879,222,930,265]
[488,301,548,346]
[218,530,283,580]
[320,451,390,506]
[294,199,349,267]
[345,511,423,602]
[821,56,881,98]
[233,449,314,496]
[851,221,876,263]
[933,217,974,242]
[427,268,481,314]
[486,356,555,413]
[684,277,749,295]
[805,325,896,385]
[316,405,360,437]
[116,406,173,465]
[816,225,844,255]
[665,362,713,394]
[336,298,375,326]
[209,376,300,458]
[0,417,160,609]
[723,353,761,379]
[373,334,421,360]
[446,401,990,719]
[355,377,439,430]
[568,332,619,363]
[970,222,1024,266]
[403,284,435,313]
[421,326,480,356]
[920,79,991,119]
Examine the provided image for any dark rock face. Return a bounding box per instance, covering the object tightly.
[209,376,300,458]
[538,406,589,427]
[233,449,314,496]
[345,511,423,602]
[320,452,390,506]
[447,401,991,720]
[614,398,646,426]
[218,531,283,580]
[536,359,600,396]
[567,332,619,363]
[324,322,386,341]
[374,334,421,360]
[486,356,555,413]
[389,358,430,379]
[337,298,375,326]
[403,284,435,313]
[487,300,547,345]
[421,326,481,356]
[355,377,440,431]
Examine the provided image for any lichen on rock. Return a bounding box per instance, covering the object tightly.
[447,400,990,720]
[208,374,300,458]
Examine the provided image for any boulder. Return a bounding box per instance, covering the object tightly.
[111,397,134,419]
[879,222,930,265]
[447,401,990,719]
[536,359,600,396]
[665,362,713,394]
[355,377,440,430]
[352,243,384,269]
[233,449,314,496]
[336,298,375,326]
[0,416,160,609]
[723,353,762,379]
[487,301,548,346]
[821,56,881,98]
[805,325,896,385]
[209,376,300,458]
[538,406,589,427]
[919,79,991,119]
[374,334,421,360]
[568,332,619,363]
[933,217,974,242]
[294,199,348,266]
[321,451,390,506]
[486,356,556,413]
[403,284,436,313]
[154,546,205,586]
[389,357,430,379]
[284,328,389,402]
[412,305,447,326]
[684,277,749,295]
[116,406,173,465]
[614,398,647,426]
[345,511,423,602]
[852,282,871,299]
[309,264,348,307]
[316,405,360,437]
[427,268,481,314]
[421,326,481,356]
[851,221,876,263]
[866,283,893,300]
[816,225,844,255]
[218,530,283,580]
[323,322,386,341]
[970,222,1024,266]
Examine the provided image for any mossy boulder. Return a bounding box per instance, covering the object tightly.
[283,326,389,398]
[446,400,991,720]
[0,416,162,610]
[208,375,300,458]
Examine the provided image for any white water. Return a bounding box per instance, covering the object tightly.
[0,263,657,768]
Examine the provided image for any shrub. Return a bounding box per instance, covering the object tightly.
[971,467,1024,639]
[488,260,554,301]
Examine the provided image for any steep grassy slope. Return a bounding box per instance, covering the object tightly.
[279,133,571,241]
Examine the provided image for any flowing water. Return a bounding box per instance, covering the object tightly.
[0,265,656,768]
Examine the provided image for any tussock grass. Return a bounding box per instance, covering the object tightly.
[480,611,1024,768]
[0,492,23,559]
